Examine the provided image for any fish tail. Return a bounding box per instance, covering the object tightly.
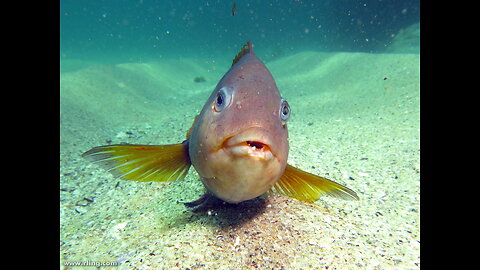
[82,142,191,182]
[273,164,359,202]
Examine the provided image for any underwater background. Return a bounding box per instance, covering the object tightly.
[60,0,420,269]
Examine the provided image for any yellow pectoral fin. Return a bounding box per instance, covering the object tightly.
[82,143,191,182]
[273,164,359,202]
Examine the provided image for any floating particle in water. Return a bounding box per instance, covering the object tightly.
[232,2,236,16]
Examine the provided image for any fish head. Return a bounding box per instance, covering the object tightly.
[189,42,290,203]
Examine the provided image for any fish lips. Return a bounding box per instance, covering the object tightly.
[222,127,277,161]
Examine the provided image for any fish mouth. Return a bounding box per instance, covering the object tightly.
[245,141,267,149]
[222,128,275,160]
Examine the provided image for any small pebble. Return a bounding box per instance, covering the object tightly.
[323,216,332,223]
[234,236,240,247]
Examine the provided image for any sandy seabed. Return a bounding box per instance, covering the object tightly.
[60,48,419,269]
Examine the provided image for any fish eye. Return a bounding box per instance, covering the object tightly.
[213,87,232,112]
[280,98,290,122]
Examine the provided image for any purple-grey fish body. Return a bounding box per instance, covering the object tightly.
[188,41,289,203]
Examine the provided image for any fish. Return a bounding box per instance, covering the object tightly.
[82,41,359,208]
